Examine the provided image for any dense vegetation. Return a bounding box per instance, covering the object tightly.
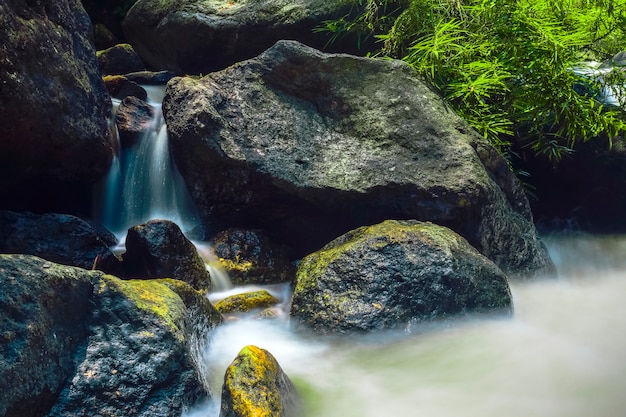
[319,0,626,164]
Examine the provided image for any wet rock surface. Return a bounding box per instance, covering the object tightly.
[290,220,513,334]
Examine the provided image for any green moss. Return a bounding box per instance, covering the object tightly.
[219,257,254,273]
[100,275,185,337]
[295,220,462,293]
[225,345,282,417]
[214,290,279,314]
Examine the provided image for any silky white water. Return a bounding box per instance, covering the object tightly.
[93,86,200,240]
[188,233,626,417]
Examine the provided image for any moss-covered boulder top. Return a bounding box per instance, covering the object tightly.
[214,290,280,315]
[0,254,222,417]
[220,345,302,417]
[123,0,357,73]
[164,40,554,277]
[290,220,513,334]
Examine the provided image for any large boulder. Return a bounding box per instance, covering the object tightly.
[163,40,554,277]
[0,254,222,417]
[122,219,212,291]
[0,210,118,270]
[122,0,362,74]
[220,345,302,417]
[0,0,113,214]
[290,220,513,334]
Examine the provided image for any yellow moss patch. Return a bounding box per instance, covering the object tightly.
[214,290,279,314]
[219,257,254,273]
[101,275,186,337]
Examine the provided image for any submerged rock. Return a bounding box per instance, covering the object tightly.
[0,254,222,417]
[123,0,360,74]
[212,228,296,285]
[290,220,512,334]
[122,219,212,291]
[0,0,113,214]
[220,345,302,417]
[0,210,117,270]
[214,290,280,315]
[164,40,554,277]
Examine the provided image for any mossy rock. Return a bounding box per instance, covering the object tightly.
[290,220,513,334]
[220,345,302,417]
[214,290,279,314]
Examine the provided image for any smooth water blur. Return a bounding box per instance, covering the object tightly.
[94,86,200,240]
[187,234,626,417]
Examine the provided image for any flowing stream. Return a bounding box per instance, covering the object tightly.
[93,86,200,241]
[94,87,626,417]
[187,233,626,417]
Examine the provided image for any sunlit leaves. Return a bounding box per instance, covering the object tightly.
[317,0,626,164]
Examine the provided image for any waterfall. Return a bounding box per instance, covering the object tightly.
[94,86,201,240]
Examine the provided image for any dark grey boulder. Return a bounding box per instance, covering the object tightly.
[115,95,156,148]
[220,345,302,417]
[0,210,117,270]
[290,220,513,334]
[104,74,149,101]
[0,254,222,417]
[163,40,554,277]
[212,228,296,285]
[123,0,362,74]
[122,219,212,291]
[97,43,146,75]
[0,0,113,214]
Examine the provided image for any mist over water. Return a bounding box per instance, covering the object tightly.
[188,234,626,417]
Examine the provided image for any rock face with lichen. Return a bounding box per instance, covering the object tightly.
[215,290,280,315]
[290,220,513,334]
[0,0,113,214]
[0,254,223,417]
[164,40,554,277]
[220,345,302,417]
[123,0,360,74]
[212,228,296,285]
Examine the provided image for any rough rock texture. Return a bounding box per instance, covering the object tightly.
[97,43,146,75]
[163,40,554,277]
[212,228,296,285]
[0,210,118,270]
[104,74,148,100]
[290,220,513,334]
[214,290,280,315]
[0,254,222,417]
[123,0,361,74]
[122,220,212,291]
[0,0,113,214]
[115,95,155,148]
[220,345,302,417]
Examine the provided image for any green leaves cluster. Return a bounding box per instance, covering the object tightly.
[319,0,626,162]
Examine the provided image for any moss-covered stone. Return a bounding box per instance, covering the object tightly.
[99,275,186,337]
[220,345,302,417]
[291,220,513,334]
[214,290,279,314]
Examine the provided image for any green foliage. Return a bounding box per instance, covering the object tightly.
[318,0,626,162]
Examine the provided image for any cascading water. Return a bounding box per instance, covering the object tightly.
[94,86,201,240]
[185,234,626,417]
[93,87,231,291]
